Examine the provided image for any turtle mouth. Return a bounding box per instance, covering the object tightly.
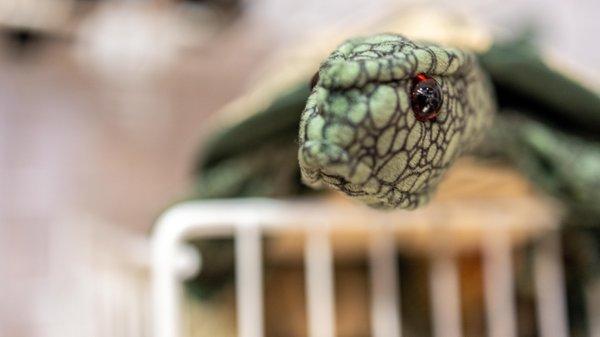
[301,167,352,191]
[298,140,356,191]
[301,165,427,209]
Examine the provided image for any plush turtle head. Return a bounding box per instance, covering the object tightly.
[299,33,495,209]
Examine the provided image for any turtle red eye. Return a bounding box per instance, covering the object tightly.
[410,73,443,121]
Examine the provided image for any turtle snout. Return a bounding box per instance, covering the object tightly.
[299,140,349,170]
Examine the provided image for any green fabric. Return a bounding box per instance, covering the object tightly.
[298,34,495,209]
[187,35,600,310]
[479,39,600,137]
[195,37,600,218]
[478,38,600,225]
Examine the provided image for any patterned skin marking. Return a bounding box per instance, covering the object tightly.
[298,33,496,209]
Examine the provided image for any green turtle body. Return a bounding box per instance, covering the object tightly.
[196,33,600,222]
[186,34,600,333]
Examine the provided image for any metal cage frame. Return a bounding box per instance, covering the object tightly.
[151,198,572,337]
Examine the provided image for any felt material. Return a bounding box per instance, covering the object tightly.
[479,39,600,138]
[298,34,495,209]
[195,36,600,217]
[188,34,600,305]
[479,38,600,225]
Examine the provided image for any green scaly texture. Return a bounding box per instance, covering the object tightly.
[298,34,495,209]
[189,34,600,320]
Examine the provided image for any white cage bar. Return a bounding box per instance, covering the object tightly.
[305,226,336,337]
[151,198,569,337]
[369,225,402,337]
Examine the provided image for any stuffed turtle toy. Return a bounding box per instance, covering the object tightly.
[183,12,600,336]
[195,33,599,221]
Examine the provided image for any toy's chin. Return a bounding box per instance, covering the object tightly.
[300,164,435,210]
[299,166,351,192]
[298,140,353,185]
[299,167,324,189]
[299,140,436,209]
[357,190,431,210]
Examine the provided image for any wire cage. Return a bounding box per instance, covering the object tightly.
[151,197,598,337]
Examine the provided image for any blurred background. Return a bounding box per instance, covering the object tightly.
[0,0,598,337]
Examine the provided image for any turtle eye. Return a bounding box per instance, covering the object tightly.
[410,73,443,121]
[310,71,320,90]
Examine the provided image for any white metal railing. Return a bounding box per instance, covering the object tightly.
[151,198,573,337]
